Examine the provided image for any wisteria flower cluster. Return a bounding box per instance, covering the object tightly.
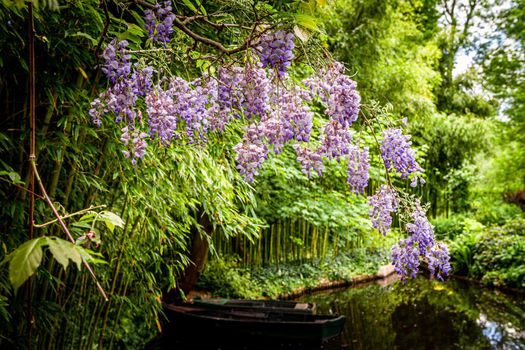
[144,1,176,46]
[367,185,398,235]
[101,39,131,84]
[391,201,451,281]
[347,145,370,195]
[304,62,361,128]
[90,39,155,163]
[233,124,269,183]
[256,31,295,78]
[380,128,424,186]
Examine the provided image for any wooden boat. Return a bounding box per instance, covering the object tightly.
[191,297,316,314]
[162,303,346,348]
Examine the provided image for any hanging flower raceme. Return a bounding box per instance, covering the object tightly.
[427,243,451,281]
[406,201,435,255]
[145,87,178,145]
[240,65,270,119]
[368,185,398,235]
[256,30,295,78]
[144,1,176,46]
[215,66,244,130]
[120,126,149,165]
[233,124,269,183]
[294,144,324,178]
[325,75,360,127]
[380,128,424,186]
[303,62,361,128]
[391,201,451,282]
[101,39,131,84]
[347,144,370,195]
[319,120,353,160]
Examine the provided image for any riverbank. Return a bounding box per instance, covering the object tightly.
[189,260,397,301]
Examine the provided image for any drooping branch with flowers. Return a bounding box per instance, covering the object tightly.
[89,1,450,282]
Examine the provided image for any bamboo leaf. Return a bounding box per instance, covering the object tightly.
[182,0,198,13]
[46,236,82,271]
[7,238,45,291]
[194,0,207,15]
[69,32,98,46]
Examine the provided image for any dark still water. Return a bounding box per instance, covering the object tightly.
[297,276,525,350]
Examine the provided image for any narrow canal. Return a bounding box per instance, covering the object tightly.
[298,276,525,349]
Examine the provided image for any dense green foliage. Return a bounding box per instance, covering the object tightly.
[1,0,524,349]
[197,246,392,299]
[448,218,525,289]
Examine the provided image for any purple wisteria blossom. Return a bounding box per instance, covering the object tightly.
[261,114,294,154]
[427,242,451,281]
[101,39,131,84]
[234,124,269,182]
[406,201,435,255]
[391,201,451,281]
[215,66,244,130]
[257,31,295,78]
[144,1,176,46]
[240,65,270,119]
[145,87,178,145]
[380,128,423,184]
[347,145,370,194]
[89,97,106,127]
[319,120,353,160]
[391,239,420,280]
[131,66,154,97]
[368,185,398,235]
[120,126,149,165]
[325,74,361,127]
[294,144,324,178]
[303,62,360,127]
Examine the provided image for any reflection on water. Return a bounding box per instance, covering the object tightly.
[298,276,525,350]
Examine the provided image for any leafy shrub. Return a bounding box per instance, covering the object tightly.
[449,232,478,276]
[472,220,525,289]
[449,219,525,289]
[432,215,466,239]
[196,256,261,299]
[472,198,523,226]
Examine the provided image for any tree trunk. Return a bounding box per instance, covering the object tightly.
[166,211,213,300]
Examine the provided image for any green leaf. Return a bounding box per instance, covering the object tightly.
[7,238,45,291]
[0,171,22,184]
[293,13,321,32]
[46,237,82,271]
[98,211,124,232]
[293,25,310,42]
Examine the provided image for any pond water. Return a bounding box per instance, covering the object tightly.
[297,276,525,350]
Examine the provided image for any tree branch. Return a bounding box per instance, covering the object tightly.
[34,205,106,228]
[31,160,109,301]
[135,0,256,55]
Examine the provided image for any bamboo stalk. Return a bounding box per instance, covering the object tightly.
[257,229,262,267]
[27,3,36,346]
[98,213,142,348]
[269,224,274,265]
